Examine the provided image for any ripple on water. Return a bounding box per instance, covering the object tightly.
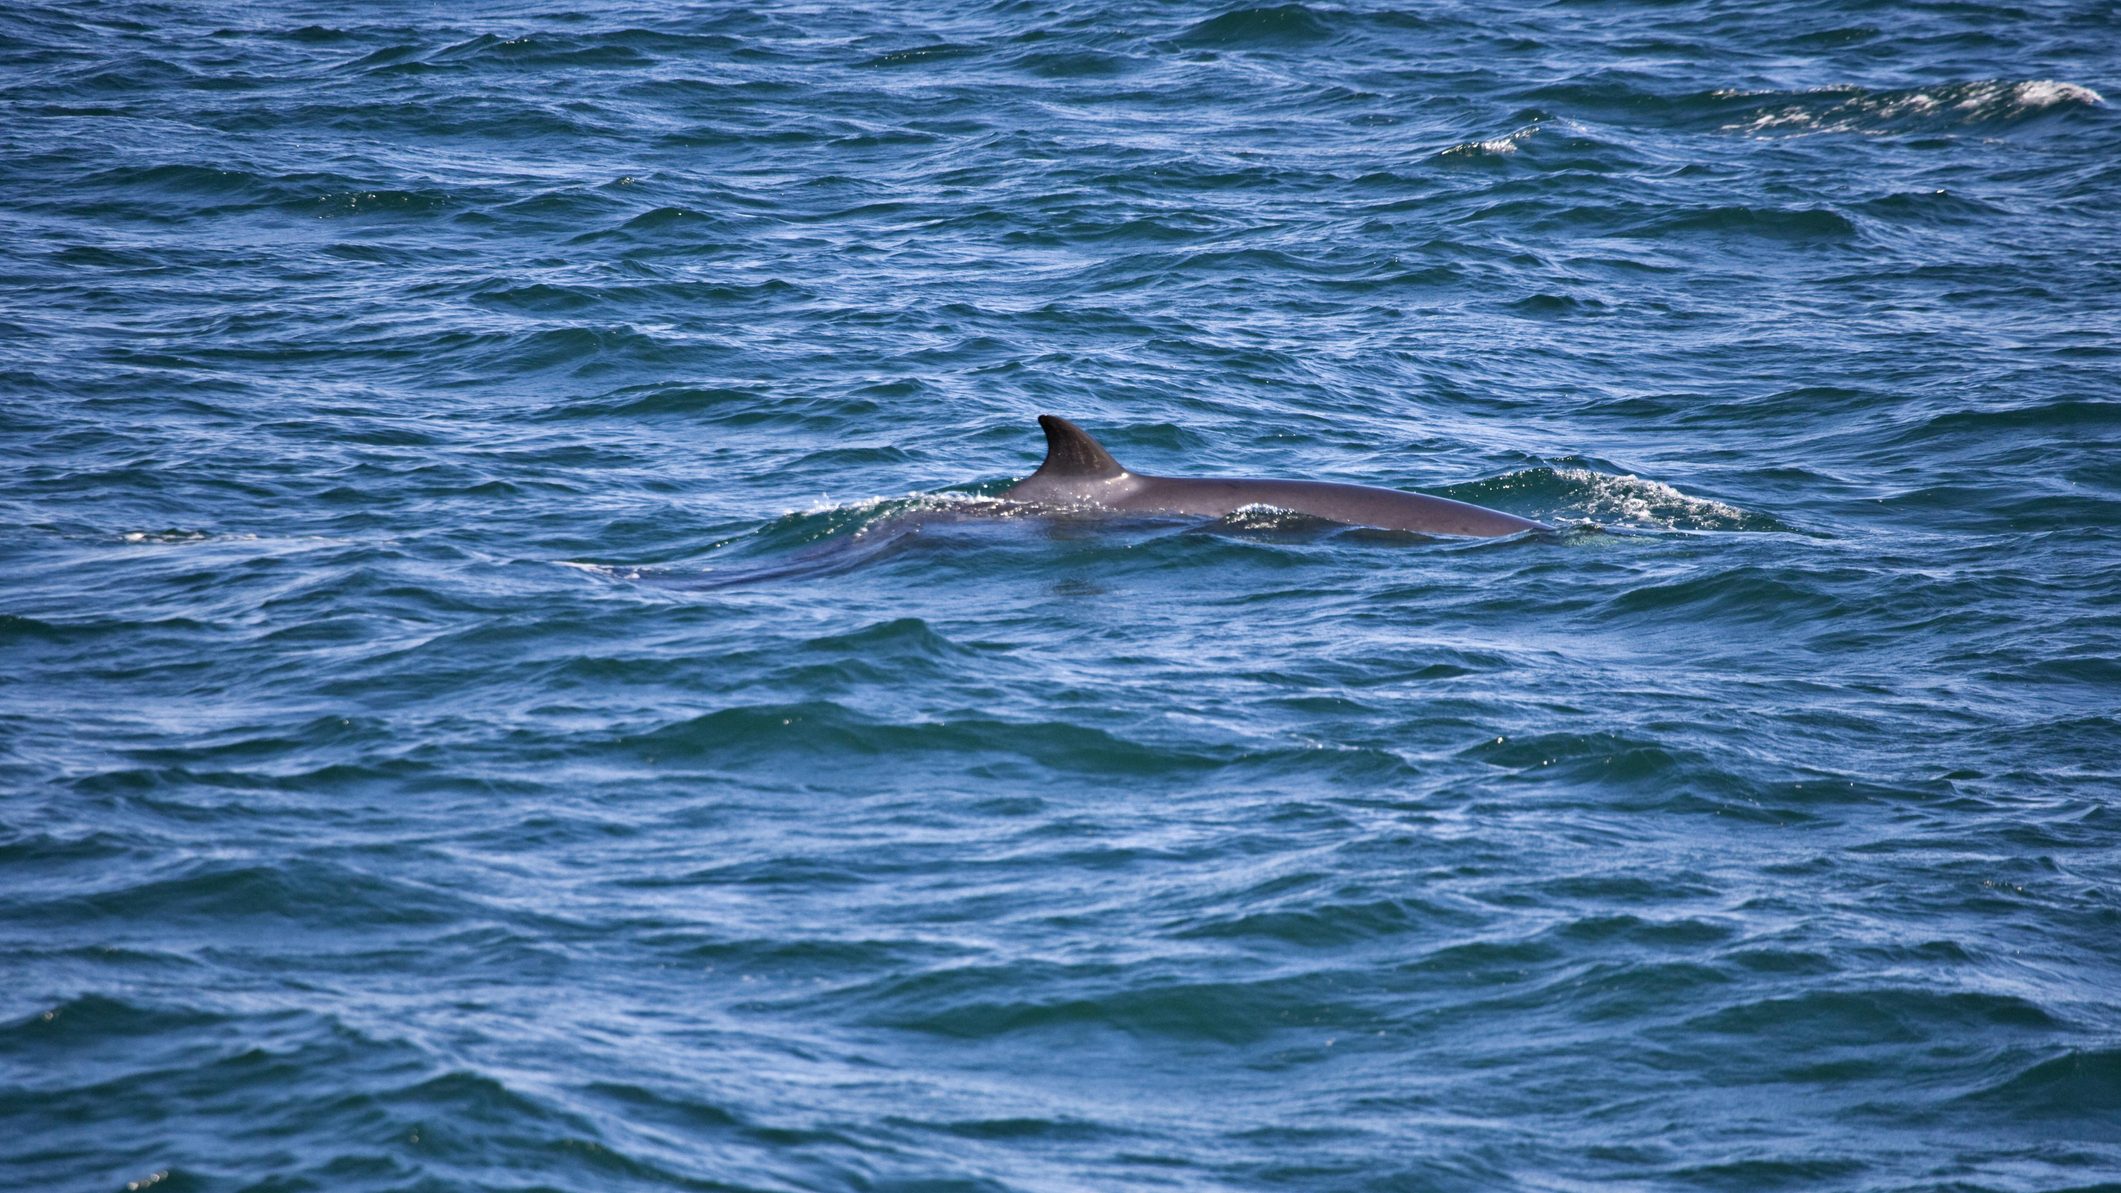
[3,0,2119,1190]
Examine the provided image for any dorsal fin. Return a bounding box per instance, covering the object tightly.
[1030,414,1127,480]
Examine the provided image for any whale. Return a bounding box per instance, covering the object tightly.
[1001,415,1549,537]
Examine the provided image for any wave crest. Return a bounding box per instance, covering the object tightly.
[1724,79,2103,135]
[1445,467,1781,532]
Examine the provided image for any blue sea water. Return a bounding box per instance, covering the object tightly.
[3,1,2119,1189]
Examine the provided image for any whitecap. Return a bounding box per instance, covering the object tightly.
[1437,125,1539,158]
[1548,468,1749,529]
[1726,78,2102,136]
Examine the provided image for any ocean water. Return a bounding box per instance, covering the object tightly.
[3,1,2118,1189]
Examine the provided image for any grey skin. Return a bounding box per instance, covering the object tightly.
[1001,414,1549,537]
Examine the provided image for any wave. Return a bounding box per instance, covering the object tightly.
[1175,4,1338,49]
[1957,1046,2121,1123]
[619,700,1241,776]
[1700,983,2056,1029]
[1621,204,1858,241]
[856,966,1360,1045]
[1722,79,2104,135]
[565,491,1023,587]
[1444,466,1782,532]
[857,42,984,69]
[1436,125,1540,160]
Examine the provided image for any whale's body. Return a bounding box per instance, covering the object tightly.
[1001,415,1548,538]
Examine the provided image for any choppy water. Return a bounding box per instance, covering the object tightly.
[4,2,2119,1190]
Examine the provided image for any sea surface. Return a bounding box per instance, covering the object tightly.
[3,2,2118,1190]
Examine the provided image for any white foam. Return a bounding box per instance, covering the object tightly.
[1999,79,2103,109]
[1727,78,2102,135]
[795,490,1013,517]
[120,530,259,545]
[1549,468,1747,528]
[557,560,647,581]
[1439,125,1538,157]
